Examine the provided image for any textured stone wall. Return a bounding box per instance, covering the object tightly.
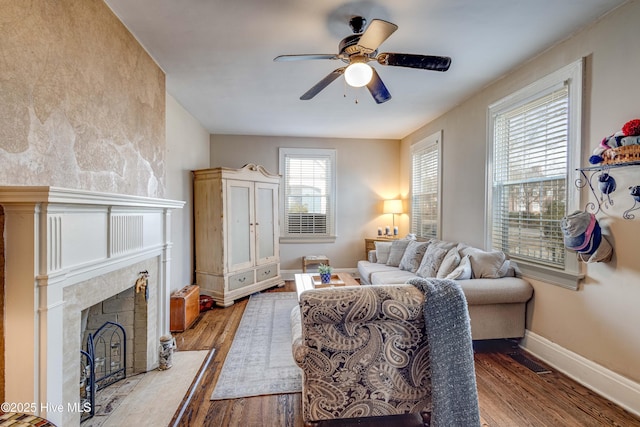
[0,0,166,196]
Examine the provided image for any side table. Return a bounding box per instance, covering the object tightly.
[364,237,398,259]
[302,255,330,273]
[294,272,360,300]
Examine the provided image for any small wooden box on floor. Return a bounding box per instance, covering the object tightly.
[170,285,200,332]
[302,255,329,273]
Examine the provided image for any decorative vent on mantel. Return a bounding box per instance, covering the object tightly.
[110,214,144,256]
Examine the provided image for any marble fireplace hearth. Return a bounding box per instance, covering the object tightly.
[0,187,184,427]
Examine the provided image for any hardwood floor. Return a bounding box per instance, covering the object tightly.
[169,283,640,427]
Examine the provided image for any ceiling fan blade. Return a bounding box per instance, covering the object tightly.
[377,53,451,71]
[274,54,339,62]
[366,68,391,104]
[300,68,346,100]
[356,19,398,54]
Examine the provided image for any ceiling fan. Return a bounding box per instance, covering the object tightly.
[274,16,452,104]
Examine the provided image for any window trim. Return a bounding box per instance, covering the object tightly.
[278,147,337,243]
[410,130,442,240]
[486,59,584,289]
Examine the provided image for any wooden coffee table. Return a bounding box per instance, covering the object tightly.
[294,272,359,300]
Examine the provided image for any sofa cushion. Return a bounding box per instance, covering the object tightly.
[436,247,461,278]
[370,269,418,285]
[446,255,472,280]
[416,244,448,278]
[399,240,429,273]
[375,241,393,264]
[386,239,412,267]
[357,261,401,284]
[457,277,533,305]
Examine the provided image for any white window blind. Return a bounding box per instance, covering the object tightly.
[491,85,569,268]
[411,132,441,239]
[488,60,583,288]
[280,148,336,240]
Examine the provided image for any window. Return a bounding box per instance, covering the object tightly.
[411,131,442,239]
[487,60,583,289]
[279,148,336,242]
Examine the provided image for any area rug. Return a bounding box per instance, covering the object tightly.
[210,292,302,400]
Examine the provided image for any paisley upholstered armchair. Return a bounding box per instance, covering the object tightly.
[291,284,432,425]
[290,280,480,427]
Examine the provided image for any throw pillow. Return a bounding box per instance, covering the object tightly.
[375,241,393,264]
[466,248,509,279]
[386,239,412,267]
[428,238,458,251]
[446,255,472,280]
[416,244,448,278]
[436,246,462,278]
[456,242,470,254]
[399,241,429,273]
[505,259,521,277]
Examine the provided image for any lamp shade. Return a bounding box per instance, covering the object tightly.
[383,199,403,214]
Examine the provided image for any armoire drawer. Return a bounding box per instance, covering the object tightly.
[228,271,255,290]
[256,264,278,282]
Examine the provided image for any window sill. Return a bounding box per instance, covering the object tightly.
[516,261,584,290]
[280,236,336,244]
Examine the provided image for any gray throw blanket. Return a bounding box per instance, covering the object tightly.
[407,277,481,427]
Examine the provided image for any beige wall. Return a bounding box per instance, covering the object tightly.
[166,94,210,293]
[401,1,640,384]
[210,134,402,271]
[0,0,165,197]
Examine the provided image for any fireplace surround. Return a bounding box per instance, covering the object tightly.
[0,186,183,426]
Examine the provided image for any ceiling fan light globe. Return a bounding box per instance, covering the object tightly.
[344,63,373,87]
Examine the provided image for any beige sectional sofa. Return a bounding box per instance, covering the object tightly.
[357,238,534,340]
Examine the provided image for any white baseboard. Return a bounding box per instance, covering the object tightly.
[520,330,640,417]
[280,268,358,281]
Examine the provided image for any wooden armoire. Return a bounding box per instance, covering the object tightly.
[193,164,284,306]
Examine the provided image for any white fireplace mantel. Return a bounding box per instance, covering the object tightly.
[1,186,184,426]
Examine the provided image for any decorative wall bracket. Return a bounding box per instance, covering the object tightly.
[576,161,640,219]
[627,186,640,219]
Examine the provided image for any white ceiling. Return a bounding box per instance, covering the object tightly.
[104,0,627,140]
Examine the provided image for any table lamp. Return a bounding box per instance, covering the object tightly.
[383,199,403,235]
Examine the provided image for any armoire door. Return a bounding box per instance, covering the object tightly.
[255,182,279,265]
[225,179,255,272]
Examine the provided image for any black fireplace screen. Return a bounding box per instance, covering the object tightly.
[79,350,94,422]
[80,321,127,422]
